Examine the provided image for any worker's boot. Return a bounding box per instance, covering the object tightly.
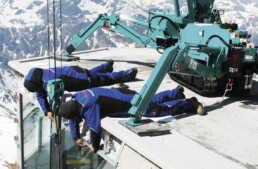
[188,97,205,115]
[176,85,185,99]
[115,82,129,89]
[108,60,114,72]
[127,68,138,80]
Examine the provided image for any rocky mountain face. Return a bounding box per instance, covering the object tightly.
[0,58,16,118]
[0,58,17,168]
[0,0,257,61]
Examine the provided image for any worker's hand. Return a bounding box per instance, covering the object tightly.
[76,139,86,147]
[47,112,54,122]
[90,147,95,153]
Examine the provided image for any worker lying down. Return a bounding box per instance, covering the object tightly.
[59,85,204,153]
[23,60,137,121]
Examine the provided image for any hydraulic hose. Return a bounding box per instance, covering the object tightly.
[148,15,177,54]
[205,35,231,48]
[157,47,165,54]
[148,15,178,33]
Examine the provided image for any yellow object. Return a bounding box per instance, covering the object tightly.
[8,163,17,169]
[65,160,91,165]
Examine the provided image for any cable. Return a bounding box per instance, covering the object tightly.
[53,0,57,81]
[205,35,231,48]
[148,15,178,33]
[148,15,177,54]
[47,0,50,80]
[59,0,63,75]
[46,1,53,167]
[157,47,165,54]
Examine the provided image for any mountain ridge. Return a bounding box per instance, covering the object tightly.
[0,0,257,61]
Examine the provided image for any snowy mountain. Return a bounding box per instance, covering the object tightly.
[0,0,257,61]
[0,0,257,168]
[0,58,17,168]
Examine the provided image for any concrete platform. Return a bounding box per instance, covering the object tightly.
[80,48,258,169]
[9,47,258,169]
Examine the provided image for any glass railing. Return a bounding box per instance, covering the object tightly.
[22,94,51,169]
[20,93,114,169]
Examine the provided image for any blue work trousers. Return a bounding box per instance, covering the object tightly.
[89,62,134,87]
[107,88,192,117]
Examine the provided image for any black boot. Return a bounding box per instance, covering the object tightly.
[127,68,138,80]
[187,97,205,115]
[176,85,185,99]
[108,60,114,72]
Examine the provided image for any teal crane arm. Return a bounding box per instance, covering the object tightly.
[62,13,157,57]
[127,44,190,125]
[62,0,221,57]
[62,13,110,57]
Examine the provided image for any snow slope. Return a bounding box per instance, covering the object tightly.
[0,59,17,168]
[0,0,257,61]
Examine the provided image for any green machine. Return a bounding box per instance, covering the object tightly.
[62,0,258,125]
[47,79,64,144]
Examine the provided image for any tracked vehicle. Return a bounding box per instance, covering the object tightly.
[63,0,258,95]
[7,1,258,168]
[9,47,258,169]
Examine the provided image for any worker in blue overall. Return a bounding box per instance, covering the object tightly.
[23,61,137,121]
[59,85,204,153]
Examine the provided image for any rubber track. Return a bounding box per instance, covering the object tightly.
[168,71,218,96]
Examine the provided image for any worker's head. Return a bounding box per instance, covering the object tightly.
[24,68,43,92]
[59,100,82,119]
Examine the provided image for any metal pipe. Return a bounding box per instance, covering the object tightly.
[199,46,221,55]
[119,14,149,28]
[187,0,195,20]
[19,94,25,169]
[49,122,52,169]
[244,75,252,89]
[190,46,221,55]
[38,117,43,150]
[91,153,99,169]
[173,0,180,17]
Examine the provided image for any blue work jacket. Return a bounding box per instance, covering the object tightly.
[68,87,191,141]
[25,66,90,114]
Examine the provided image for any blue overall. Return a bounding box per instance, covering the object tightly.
[24,62,135,115]
[68,87,192,141]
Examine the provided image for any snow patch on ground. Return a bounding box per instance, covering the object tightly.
[0,116,17,169]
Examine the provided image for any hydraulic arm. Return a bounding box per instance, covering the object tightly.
[61,0,258,126]
[63,0,224,57]
[127,44,190,125]
[63,13,157,57]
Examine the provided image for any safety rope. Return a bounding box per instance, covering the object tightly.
[54,1,61,167]
[53,0,57,80]
[213,79,233,106]
[46,0,62,168]
[47,0,53,166]
[47,0,50,80]
[59,0,63,74]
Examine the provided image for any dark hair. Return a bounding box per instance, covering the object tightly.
[59,100,80,119]
[24,68,43,92]
[24,81,37,92]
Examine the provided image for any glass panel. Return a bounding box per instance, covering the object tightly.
[21,94,115,169]
[59,123,101,169]
[22,95,51,169]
